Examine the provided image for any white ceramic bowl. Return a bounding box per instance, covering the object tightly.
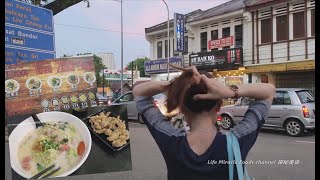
[9,112,92,178]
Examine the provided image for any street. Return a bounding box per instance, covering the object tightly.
[5,122,314,180]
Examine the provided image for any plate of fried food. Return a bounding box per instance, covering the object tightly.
[83,109,130,151]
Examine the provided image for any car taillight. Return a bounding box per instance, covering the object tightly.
[217,115,222,122]
[302,106,309,118]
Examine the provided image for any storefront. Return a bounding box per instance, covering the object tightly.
[246,60,315,94]
[189,47,245,106]
[144,56,183,81]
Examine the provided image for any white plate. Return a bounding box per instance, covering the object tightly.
[8,112,92,178]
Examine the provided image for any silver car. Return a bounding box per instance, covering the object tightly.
[110,91,180,124]
[219,88,315,137]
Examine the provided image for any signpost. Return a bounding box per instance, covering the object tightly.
[5,0,55,64]
[174,13,185,52]
[145,56,183,74]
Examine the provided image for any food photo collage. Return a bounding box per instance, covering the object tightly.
[5,56,132,180]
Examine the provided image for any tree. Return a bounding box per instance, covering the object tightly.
[126,57,150,77]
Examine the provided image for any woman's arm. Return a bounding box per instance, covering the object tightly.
[193,74,275,104]
[132,81,170,98]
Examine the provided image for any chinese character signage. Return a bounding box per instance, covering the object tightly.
[174,13,185,52]
[5,0,55,64]
[208,36,234,50]
[145,56,183,74]
[189,48,243,70]
[5,56,98,118]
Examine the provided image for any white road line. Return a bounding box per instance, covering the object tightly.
[295,141,315,144]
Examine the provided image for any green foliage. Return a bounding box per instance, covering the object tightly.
[126,57,150,77]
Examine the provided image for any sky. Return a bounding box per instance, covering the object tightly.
[53,0,229,69]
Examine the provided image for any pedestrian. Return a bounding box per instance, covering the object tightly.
[132,66,275,180]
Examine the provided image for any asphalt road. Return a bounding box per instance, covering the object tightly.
[5,122,315,180]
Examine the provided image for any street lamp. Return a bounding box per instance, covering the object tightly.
[161,0,170,81]
[112,0,124,95]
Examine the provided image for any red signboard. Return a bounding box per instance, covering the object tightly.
[208,36,234,50]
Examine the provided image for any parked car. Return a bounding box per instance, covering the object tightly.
[96,92,110,106]
[219,88,315,137]
[109,91,180,123]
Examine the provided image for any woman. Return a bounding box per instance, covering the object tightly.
[133,66,275,180]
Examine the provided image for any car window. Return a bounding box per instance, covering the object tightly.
[240,97,254,106]
[272,91,291,105]
[120,93,134,102]
[296,90,315,103]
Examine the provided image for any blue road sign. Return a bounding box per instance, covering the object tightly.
[5,0,54,33]
[5,46,55,64]
[174,13,185,52]
[145,56,183,74]
[5,0,55,64]
[5,25,55,51]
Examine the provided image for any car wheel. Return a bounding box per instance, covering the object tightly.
[138,114,144,124]
[285,119,304,137]
[221,115,233,130]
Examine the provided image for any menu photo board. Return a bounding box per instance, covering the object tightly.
[5,56,98,118]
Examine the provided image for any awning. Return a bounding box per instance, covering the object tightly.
[245,60,315,73]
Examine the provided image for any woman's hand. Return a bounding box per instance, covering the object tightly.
[186,66,201,85]
[193,74,234,100]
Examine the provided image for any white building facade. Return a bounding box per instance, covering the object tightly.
[98,52,116,70]
[145,0,314,93]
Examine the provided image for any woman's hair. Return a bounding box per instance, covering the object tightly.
[165,70,220,114]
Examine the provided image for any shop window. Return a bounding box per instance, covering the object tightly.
[157,41,162,59]
[165,40,168,58]
[311,9,315,36]
[293,11,305,39]
[223,27,230,49]
[276,15,288,41]
[235,25,243,47]
[211,30,218,51]
[182,36,188,55]
[200,32,207,52]
[261,18,272,43]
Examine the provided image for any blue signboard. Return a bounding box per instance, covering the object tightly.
[145,57,183,74]
[174,13,185,52]
[5,0,54,33]
[5,26,55,51]
[5,47,55,64]
[5,0,55,64]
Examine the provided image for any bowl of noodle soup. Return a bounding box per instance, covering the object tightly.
[9,112,92,178]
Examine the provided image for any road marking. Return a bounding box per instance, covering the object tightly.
[295,141,315,144]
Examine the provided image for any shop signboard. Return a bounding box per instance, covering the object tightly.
[174,13,185,52]
[225,77,244,86]
[5,0,55,64]
[145,56,183,74]
[5,56,98,118]
[189,47,243,70]
[208,36,234,50]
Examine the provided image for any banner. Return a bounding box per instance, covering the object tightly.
[145,56,183,74]
[189,47,243,70]
[5,56,98,117]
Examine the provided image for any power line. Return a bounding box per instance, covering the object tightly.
[54,23,146,36]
